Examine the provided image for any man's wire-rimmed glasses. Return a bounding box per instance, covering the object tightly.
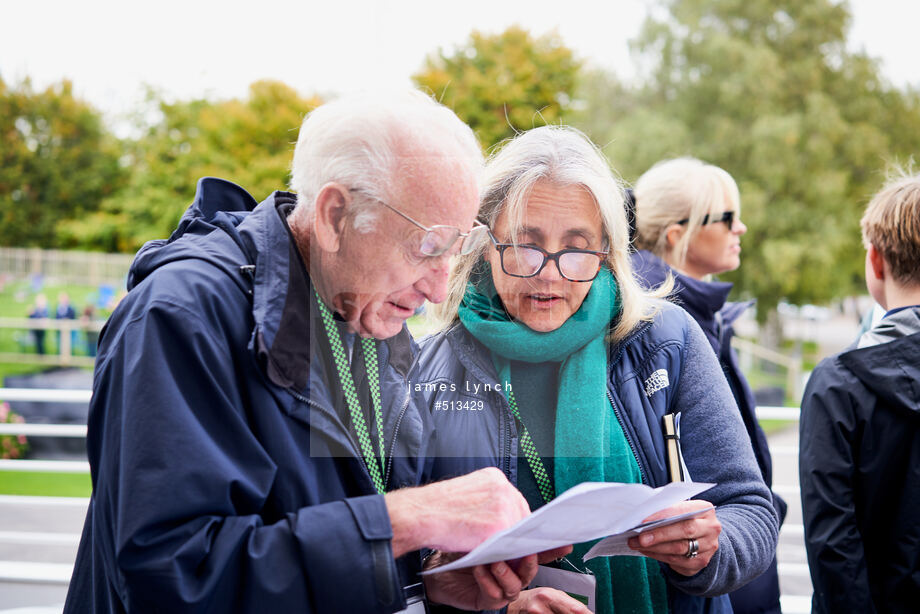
[351,189,487,257]
[488,231,609,282]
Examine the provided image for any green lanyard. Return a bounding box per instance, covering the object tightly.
[510,385,595,577]
[508,386,594,575]
[313,288,387,494]
[505,386,555,504]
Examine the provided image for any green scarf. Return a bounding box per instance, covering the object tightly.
[459,267,669,614]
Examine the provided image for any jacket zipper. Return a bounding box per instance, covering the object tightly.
[607,389,648,485]
[385,347,422,491]
[501,391,513,480]
[384,387,410,491]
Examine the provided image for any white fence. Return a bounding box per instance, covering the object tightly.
[0,388,92,473]
[0,247,132,287]
[0,319,102,367]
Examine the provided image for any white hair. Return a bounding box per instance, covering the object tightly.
[634,157,741,265]
[432,125,666,342]
[289,90,483,232]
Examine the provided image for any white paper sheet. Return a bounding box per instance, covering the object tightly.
[421,481,714,574]
[582,505,714,559]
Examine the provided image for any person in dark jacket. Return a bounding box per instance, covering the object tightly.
[63,91,563,614]
[419,127,778,614]
[55,291,78,355]
[630,157,785,614]
[799,172,920,613]
[27,293,48,354]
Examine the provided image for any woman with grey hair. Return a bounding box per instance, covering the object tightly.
[631,158,784,614]
[418,127,777,613]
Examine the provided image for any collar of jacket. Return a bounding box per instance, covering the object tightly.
[630,249,753,331]
[841,307,920,414]
[236,193,416,392]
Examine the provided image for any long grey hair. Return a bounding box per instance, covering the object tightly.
[431,125,667,342]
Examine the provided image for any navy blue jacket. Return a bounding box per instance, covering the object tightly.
[800,307,920,613]
[418,301,778,614]
[64,178,433,613]
[631,250,784,614]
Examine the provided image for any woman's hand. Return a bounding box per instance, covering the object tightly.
[626,500,720,576]
[508,587,592,614]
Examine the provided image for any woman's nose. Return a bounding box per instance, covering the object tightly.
[536,257,564,281]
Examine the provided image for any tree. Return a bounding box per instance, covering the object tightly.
[574,0,920,320]
[413,26,581,150]
[61,80,322,252]
[0,78,125,247]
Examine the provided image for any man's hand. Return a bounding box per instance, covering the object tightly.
[508,587,592,614]
[386,467,531,557]
[626,500,720,576]
[423,551,537,611]
[423,546,573,611]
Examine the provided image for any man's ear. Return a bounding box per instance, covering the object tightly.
[313,183,350,253]
[867,243,886,281]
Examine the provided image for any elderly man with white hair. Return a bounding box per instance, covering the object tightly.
[63,91,563,614]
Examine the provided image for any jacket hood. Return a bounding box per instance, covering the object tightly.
[127,177,258,292]
[842,307,920,414]
[630,249,751,329]
[126,177,310,390]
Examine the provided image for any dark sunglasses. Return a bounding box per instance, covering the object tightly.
[676,210,736,227]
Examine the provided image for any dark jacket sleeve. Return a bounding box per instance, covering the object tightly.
[663,313,778,597]
[88,298,404,613]
[799,359,875,614]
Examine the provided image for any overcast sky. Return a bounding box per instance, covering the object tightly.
[1,0,917,127]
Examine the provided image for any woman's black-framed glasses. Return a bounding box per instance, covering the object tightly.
[350,189,488,257]
[676,210,736,227]
[488,231,609,282]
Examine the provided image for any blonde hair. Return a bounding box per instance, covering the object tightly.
[431,125,667,342]
[634,157,740,266]
[861,171,920,286]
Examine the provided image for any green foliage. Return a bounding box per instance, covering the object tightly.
[0,78,126,247]
[61,81,322,252]
[573,0,920,319]
[413,26,581,150]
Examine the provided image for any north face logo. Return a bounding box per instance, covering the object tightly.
[644,369,670,397]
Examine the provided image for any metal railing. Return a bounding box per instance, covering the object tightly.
[732,336,803,401]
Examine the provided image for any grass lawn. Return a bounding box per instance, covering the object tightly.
[0,470,92,497]
[759,419,795,436]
